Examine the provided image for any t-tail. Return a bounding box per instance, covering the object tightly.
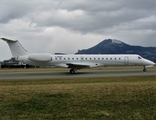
[1,38,27,57]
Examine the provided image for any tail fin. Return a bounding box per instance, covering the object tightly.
[1,38,27,57]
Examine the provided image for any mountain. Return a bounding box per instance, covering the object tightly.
[76,39,156,61]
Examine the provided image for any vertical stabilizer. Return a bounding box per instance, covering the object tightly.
[1,38,27,57]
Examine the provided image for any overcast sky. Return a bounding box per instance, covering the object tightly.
[0,0,156,60]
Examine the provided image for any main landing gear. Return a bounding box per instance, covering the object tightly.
[143,66,147,72]
[70,68,78,74]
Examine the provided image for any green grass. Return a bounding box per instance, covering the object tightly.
[0,76,156,120]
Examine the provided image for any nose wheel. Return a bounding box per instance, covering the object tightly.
[143,66,147,72]
[70,68,78,74]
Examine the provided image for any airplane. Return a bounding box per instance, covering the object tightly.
[1,38,155,74]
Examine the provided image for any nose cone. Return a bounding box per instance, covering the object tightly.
[144,59,155,66]
[152,62,155,66]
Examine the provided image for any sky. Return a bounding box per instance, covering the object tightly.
[0,0,156,60]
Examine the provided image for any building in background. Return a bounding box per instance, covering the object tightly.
[0,58,33,68]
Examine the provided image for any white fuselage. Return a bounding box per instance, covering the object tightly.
[16,54,154,68]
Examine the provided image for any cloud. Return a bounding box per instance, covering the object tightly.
[0,0,156,60]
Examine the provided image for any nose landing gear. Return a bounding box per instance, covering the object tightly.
[143,66,147,72]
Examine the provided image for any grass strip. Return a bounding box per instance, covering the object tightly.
[0,76,156,120]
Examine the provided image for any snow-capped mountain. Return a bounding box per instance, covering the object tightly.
[76,39,156,61]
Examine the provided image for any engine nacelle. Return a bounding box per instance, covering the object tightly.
[28,53,52,62]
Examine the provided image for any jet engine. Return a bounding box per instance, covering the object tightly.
[28,53,52,62]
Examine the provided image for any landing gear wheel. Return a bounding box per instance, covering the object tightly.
[143,66,147,72]
[70,69,77,74]
[70,69,74,74]
[143,68,147,72]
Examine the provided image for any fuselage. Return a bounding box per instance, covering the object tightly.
[16,54,154,68]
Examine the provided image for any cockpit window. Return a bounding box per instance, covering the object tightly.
[138,56,142,59]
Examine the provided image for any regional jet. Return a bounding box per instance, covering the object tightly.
[1,38,155,74]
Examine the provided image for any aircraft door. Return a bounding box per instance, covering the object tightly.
[124,56,129,65]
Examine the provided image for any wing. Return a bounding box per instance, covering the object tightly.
[66,62,90,69]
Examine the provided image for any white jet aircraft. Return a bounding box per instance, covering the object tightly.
[1,38,155,74]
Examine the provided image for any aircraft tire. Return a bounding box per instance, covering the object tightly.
[143,68,147,72]
[70,69,77,74]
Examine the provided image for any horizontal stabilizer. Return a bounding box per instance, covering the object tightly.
[1,38,17,42]
[1,38,27,57]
